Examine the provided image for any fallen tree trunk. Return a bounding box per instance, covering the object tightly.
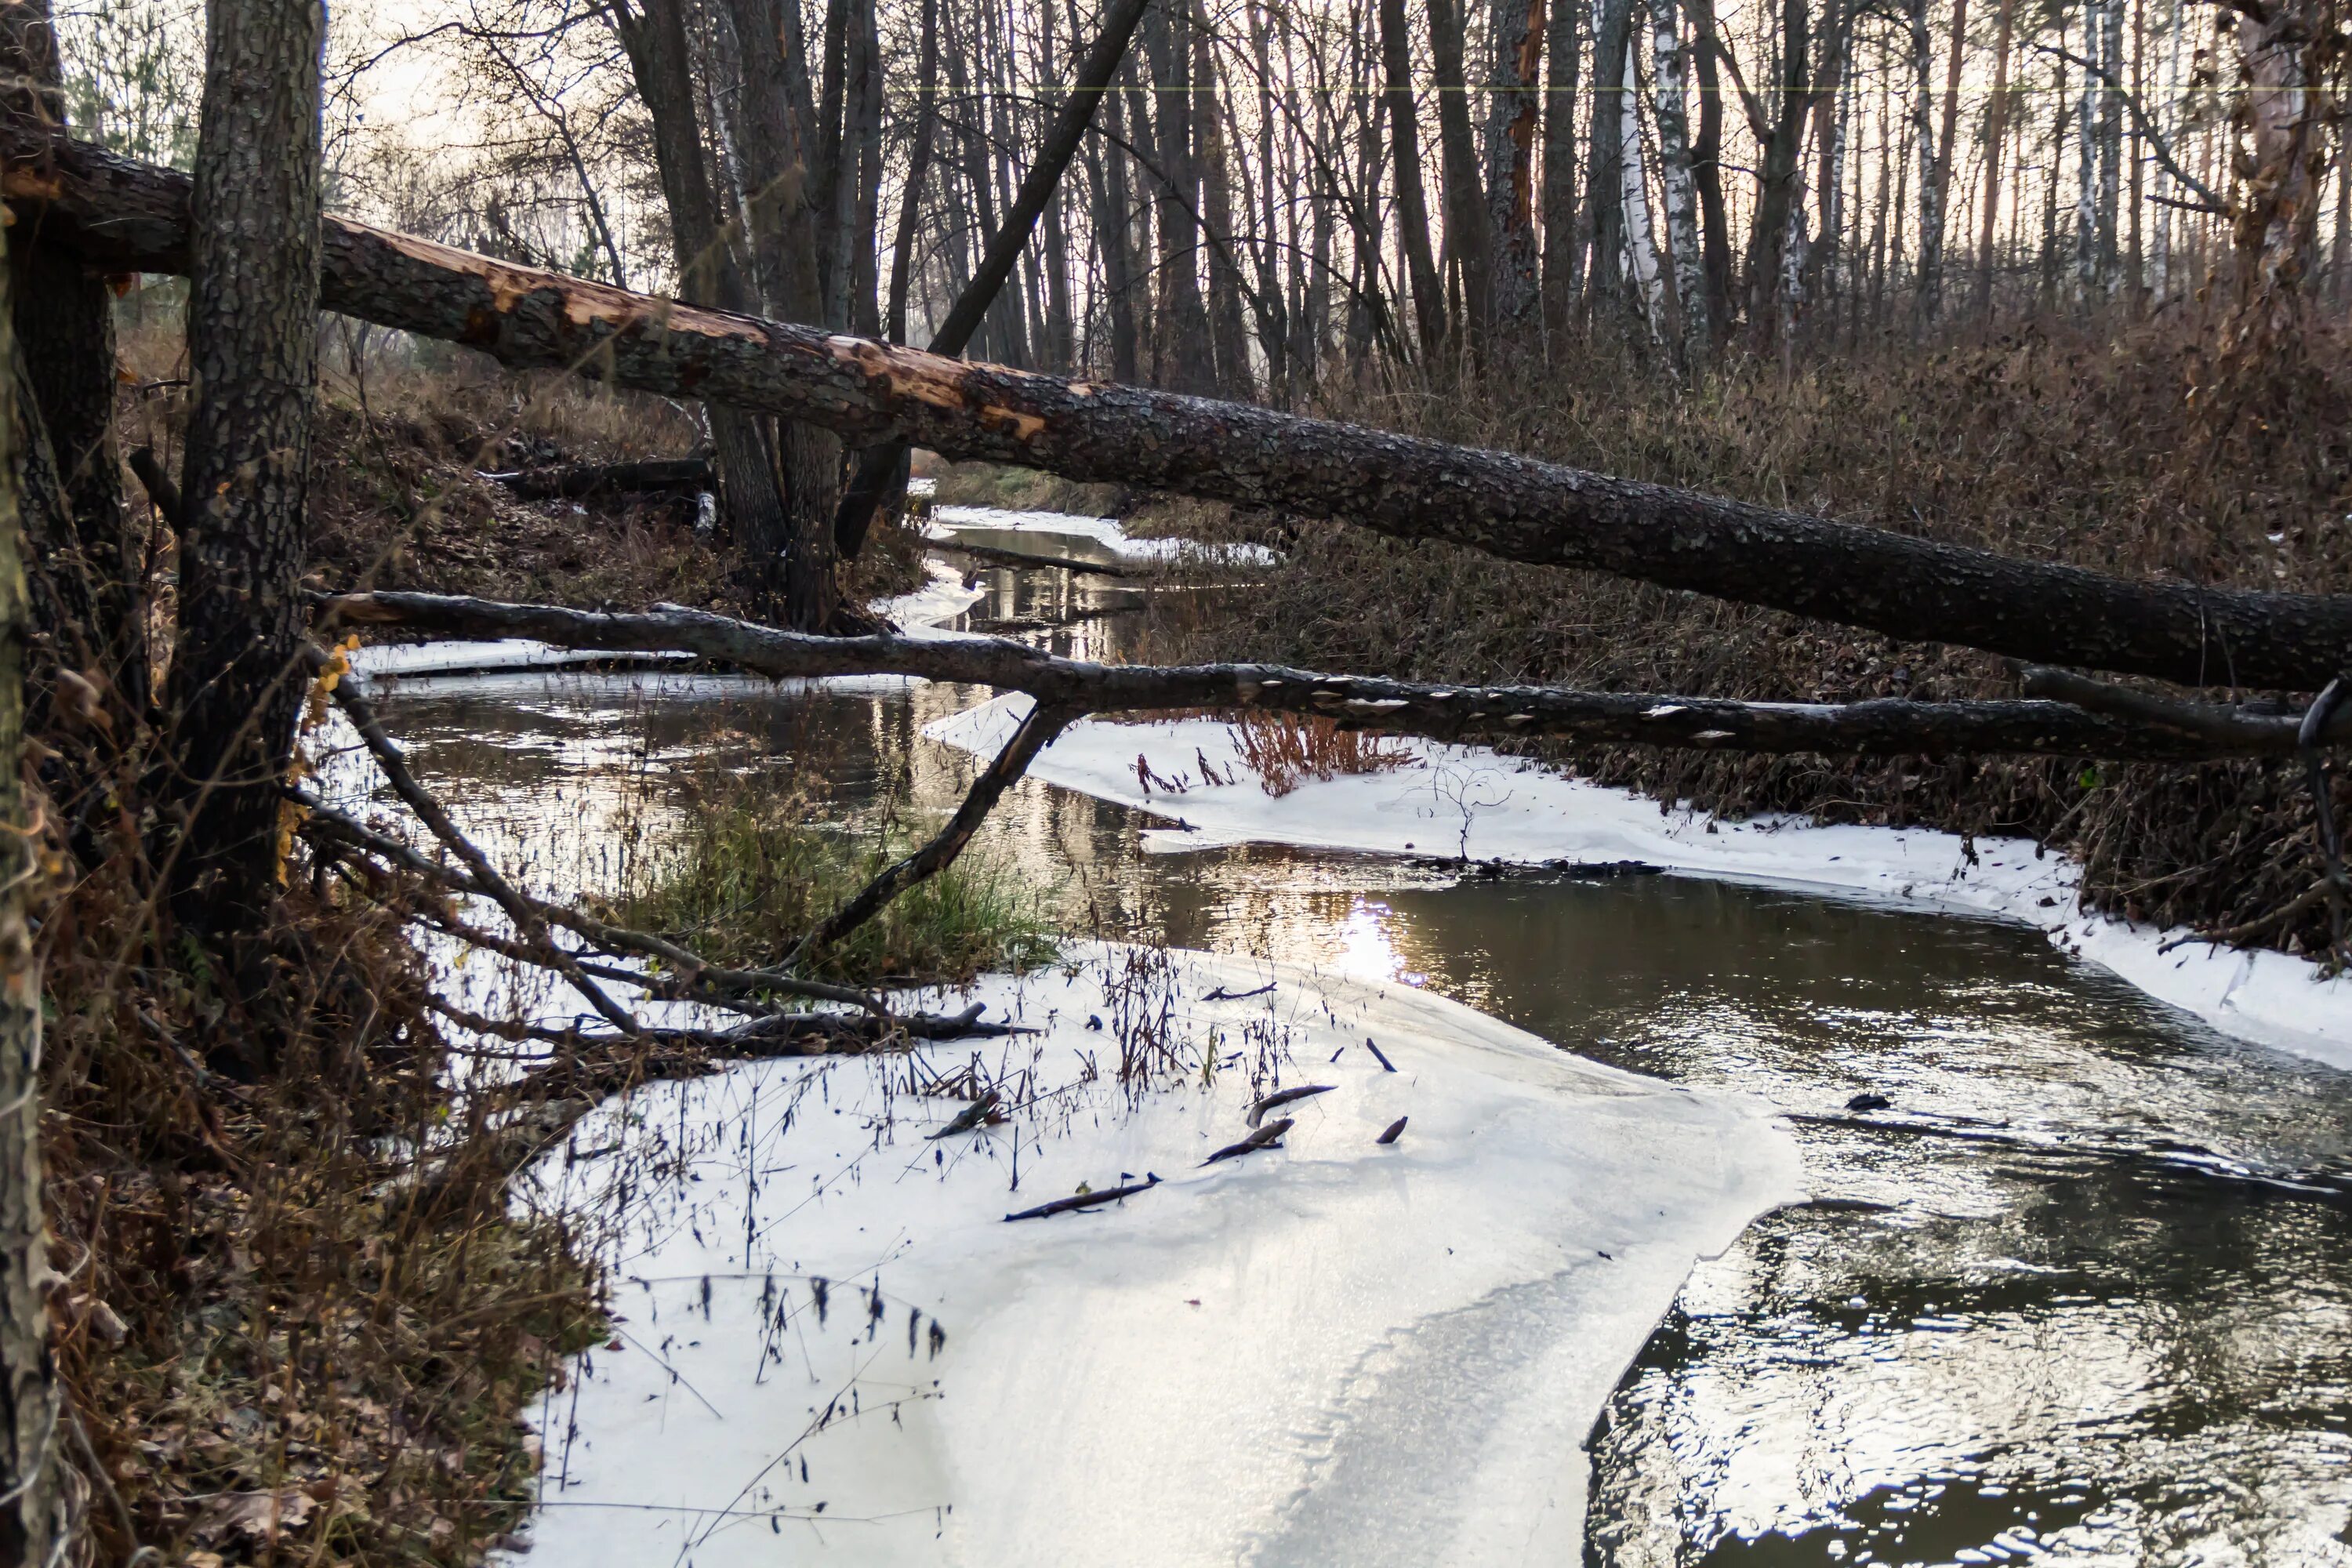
[9,129,2351,690]
[314,589,2348,760]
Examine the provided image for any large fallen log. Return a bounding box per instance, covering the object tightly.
[314,589,2347,760]
[13,128,2351,689]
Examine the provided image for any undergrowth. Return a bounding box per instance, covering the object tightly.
[604,773,1058,985]
[38,781,604,1566]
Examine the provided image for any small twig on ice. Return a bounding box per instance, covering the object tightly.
[1246,1084,1332,1127]
[926,1090,1001,1139]
[1004,1174,1161,1221]
[1200,982,1276,1003]
[1363,1038,1397,1073]
[1203,1117,1294,1166]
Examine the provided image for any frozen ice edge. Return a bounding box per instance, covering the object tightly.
[506,946,1800,1566]
[927,695,2352,1073]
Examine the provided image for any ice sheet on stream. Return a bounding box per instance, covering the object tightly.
[927,696,2352,1072]
[503,946,1799,1566]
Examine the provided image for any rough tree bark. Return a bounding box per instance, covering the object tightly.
[166,0,325,930]
[2228,0,2330,363]
[18,129,2352,690]
[884,0,940,343]
[0,213,60,1568]
[1484,0,1546,333]
[1538,0,1582,343]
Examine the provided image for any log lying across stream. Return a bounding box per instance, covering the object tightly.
[316,589,2347,760]
[10,127,2352,691]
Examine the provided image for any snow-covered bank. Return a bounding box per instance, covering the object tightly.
[928,698,2352,1071]
[929,503,1277,567]
[509,947,1798,1566]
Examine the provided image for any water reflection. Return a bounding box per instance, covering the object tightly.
[357,561,2352,1567]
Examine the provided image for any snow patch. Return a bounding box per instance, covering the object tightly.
[508,946,1796,1566]
[927,698,2352,1072]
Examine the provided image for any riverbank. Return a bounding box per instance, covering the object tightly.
[930,696,2352,1070]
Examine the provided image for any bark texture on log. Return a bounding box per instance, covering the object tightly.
[166,0,325,927]
[16,129,2352,691]
[313,590,2343,760]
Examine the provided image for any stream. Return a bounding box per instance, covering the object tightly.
[356,515,2352,1566]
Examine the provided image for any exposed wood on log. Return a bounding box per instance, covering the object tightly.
[9,128,2351,689]
[480,456,713,500]
[311,590,2328,761]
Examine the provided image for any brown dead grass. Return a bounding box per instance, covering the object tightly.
[1136,318,2352,960]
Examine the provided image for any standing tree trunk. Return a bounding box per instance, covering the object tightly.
[167,0,324,930]
[1194,13,1256,398]
[1381,0,1450,357]
[1149,1,1218,392]
[1485,0,1547,333]
[1745,0,1813,342]
[1973,0,2017,320]
[1686,0,1733,336]
[1539,0,1583,344]
[0,210,59,1568]
[1648,0,1708,368]
[2228,0,2328,361]
[1906,0,1948,325]
[1,0,140,713]
[1428,0,1495,351]
[621,0,818,627]
[886,0,941,342]
[1584,0,1639,318]
[1095,86,1143,380]
[2097,0,2124,291]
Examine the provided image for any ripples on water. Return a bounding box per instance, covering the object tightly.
[358,548,2352,1566]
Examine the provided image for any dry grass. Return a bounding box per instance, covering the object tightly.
[1134,317,2352,960]
[1226,711,1414,798]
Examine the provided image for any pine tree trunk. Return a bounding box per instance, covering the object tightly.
[166,0,324,930]
[1195,19,1256,398]
[1485,0,1546,333]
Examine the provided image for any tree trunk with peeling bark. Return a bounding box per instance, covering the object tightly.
[1484,0,1545,334]
[166,0,325,930]
[14,127,2352,691]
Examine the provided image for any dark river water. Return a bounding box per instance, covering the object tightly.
[358,536,2352,1566]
